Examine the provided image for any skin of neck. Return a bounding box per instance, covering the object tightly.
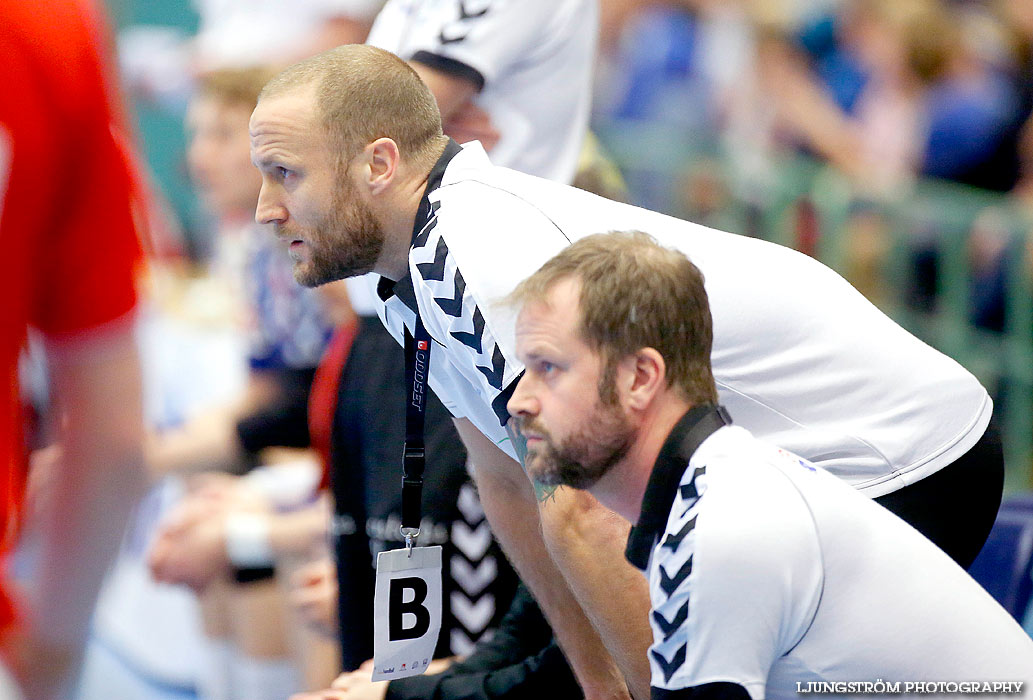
[370,140,449,281]
[590,390,695,524]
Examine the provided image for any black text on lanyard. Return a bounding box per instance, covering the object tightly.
[402,317,431,555]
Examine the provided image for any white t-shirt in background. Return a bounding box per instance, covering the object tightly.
[367,0,597,184]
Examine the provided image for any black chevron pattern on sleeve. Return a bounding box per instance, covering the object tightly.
[491,373,520,426]
[438,1,490,44]
[662,515,697,552]
[412,203,440,249]
[651,643,687,684]
[451,306,485,353]
[417,237,449,281]
[652,600,689,642]
[659,555,693,596]
[476,344,506,391]
[680,467,707,500]
[458,0,488,20]
[434,268,466,317]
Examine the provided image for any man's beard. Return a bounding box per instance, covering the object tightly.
[518,398,634,491]
[284,181,385,287]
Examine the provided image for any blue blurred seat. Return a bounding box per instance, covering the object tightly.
[1000,492,1033,514]
[968,493,1033,621]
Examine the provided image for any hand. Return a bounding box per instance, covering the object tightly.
[186,473,270,514]
[443,101,500,152]
[288,667,387,700]
[147,495,230,592]
[289,557,339,637]
[287,656,455,700]
[289,692,348,700]
[328,668,389,700]
[184,471,239,499]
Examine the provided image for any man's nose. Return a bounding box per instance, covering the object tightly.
[507,375,538,419]
[255,183,286,225]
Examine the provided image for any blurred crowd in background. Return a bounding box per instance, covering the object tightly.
[594,0,1033,332]
[598,0,1033,197]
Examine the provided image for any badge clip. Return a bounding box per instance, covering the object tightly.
[400,526,420,558]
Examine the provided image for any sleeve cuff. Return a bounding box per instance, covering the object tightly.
[225,512,274,568]
[411,51,486,92]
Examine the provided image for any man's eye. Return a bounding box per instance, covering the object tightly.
[277,167,291,179]
[540,361,555,374]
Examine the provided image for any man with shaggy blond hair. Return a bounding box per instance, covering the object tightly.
[506,231,1032,699]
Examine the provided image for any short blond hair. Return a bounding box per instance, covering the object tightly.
[196,67,278,110]
[260,44,447,170]
[510,231,718,405]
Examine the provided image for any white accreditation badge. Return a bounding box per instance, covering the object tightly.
[371,545,443,681]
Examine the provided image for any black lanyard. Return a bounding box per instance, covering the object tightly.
[401,316,432,553]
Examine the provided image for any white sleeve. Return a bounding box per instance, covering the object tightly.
[307,0,385,21]
[374,289,465,417]
[648,470,824,699]
[389,0,564,87]
[411,238,521,431]
[409,185,570,424]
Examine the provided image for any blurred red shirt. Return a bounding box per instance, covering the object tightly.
[0,0,144,629]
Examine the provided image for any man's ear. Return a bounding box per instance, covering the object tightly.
[619,348,666,412]
[362,137,401,194]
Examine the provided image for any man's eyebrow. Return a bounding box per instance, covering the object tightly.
[251,152,285,170]
[519,348,550,366]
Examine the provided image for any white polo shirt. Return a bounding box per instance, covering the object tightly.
[634,407,1033,699]
[372,141,992,497]
[193,0,384,68]
[366,0,597,184]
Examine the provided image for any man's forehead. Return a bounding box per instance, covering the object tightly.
[249,85,319,137]
[516,281,583,341]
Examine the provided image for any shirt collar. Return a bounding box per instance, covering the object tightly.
[376,139,464,313]
[624,404,732,570]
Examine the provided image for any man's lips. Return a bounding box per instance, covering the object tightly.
[284,238,305,261]
[515,418,547,445]
[273,226,303,246]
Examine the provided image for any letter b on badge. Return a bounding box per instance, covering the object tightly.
[372,546,442,681]
[389,577,431,640]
